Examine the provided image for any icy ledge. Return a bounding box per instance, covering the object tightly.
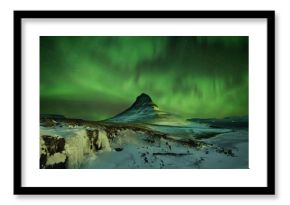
[40,127,111,168]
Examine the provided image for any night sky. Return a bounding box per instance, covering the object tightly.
[40,36,248,121]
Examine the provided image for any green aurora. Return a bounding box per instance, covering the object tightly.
[40,36,248,121]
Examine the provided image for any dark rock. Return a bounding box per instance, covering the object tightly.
[42,135,65,155]
[86,129,103,151]
[40,135,67,169]
[152,152,191,156]
[40,154,47,168]
[103,126,120,140]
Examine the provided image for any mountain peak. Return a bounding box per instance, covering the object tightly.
[133,93,153,107]
[105,93,160,123]
[138,93,151,100]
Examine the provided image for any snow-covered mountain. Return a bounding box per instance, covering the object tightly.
[105,93,191,126]
[105,93,160,123]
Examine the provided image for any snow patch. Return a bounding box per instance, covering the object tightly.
[64,129,91,168]
[96,129,111,152]
[46,152,66,166]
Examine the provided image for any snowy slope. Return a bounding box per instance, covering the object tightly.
[40,93,248,169]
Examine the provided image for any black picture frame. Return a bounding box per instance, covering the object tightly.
[14,10,275,195]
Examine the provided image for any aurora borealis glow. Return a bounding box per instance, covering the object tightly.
[40,36,248,121]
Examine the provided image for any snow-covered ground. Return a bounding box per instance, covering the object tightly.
[40,118,248,169]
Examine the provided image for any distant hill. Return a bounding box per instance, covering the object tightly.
[188,116,248,129]
[40,114,66,121]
